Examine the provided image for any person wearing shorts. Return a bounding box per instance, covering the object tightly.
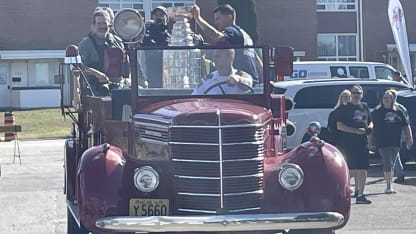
[336,85,373,204]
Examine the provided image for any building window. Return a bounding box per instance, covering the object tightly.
[98,0,194,20]
[317,0,356,12]
[28,60,61,87]
[318,34,357,61]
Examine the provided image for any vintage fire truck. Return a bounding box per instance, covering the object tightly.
[61,7,350,234]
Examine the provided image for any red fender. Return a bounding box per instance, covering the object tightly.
[77,144,126,232]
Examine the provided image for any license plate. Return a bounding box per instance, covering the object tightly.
[129,199,169,216]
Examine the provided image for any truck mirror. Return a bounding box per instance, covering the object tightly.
[104,47,124,77]
[274,47,294,80]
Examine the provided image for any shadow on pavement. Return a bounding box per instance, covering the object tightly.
[366,156,416,187]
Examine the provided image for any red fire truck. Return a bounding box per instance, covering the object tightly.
[61,8,350,234]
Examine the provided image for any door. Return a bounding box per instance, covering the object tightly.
[0,63,11,109]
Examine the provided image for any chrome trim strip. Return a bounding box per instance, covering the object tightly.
[170,142,219,146]
[178,190,263,197]
[178,192,220,197]
[178,208,217,214]
[172,158,221,163]
[96,212,345,232]
[140,138,169,145]
[175,175,220,179]
[133,114,172,124]
[169,141,263,145]
[217,107,225,209]
[177,207,260,213]
[175,173,263,180]
[170,123,266,128]
[134,122,169,129]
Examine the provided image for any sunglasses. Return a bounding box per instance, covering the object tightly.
[351,91,362,94]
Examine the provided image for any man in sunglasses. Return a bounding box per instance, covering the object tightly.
[336,85,373,204]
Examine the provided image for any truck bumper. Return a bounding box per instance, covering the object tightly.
[96,212,344,232]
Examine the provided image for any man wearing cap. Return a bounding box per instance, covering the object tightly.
[142,6,170,46]
[139,6,171,88]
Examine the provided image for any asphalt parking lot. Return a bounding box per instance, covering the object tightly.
[0,139,415,234]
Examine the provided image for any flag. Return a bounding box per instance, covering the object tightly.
[388,0,413,85]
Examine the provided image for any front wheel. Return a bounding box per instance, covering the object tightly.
[287,229,335,234]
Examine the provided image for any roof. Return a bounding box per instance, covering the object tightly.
[272,78,410,89]
[293,61,391,66]
[0,50,66,59]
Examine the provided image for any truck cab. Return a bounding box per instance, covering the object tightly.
[61,8,350,234]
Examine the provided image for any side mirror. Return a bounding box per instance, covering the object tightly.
[274,47,294,81]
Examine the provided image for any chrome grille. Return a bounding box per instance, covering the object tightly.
[171,124,265,214]
[135,123,168,143]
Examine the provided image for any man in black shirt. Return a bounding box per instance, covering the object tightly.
[192,4,260,84]
[336,85,373,204]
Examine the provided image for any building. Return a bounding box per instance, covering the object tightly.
[0,0,415,110]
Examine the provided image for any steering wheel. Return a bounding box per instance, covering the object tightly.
[203,81,255,94]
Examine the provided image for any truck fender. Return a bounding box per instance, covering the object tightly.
[77,143,126,232]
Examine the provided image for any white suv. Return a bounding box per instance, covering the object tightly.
[272,78,410,149]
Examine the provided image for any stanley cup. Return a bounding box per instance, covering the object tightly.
[163,6,201,88]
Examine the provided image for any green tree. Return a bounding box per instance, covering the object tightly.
[217,0,259,43]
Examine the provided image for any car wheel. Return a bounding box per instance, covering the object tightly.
[287,229,335,234]
[67,208,89,234]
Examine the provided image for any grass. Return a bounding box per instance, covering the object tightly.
[0,109,73,140]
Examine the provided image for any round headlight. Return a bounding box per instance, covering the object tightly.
[114,9,145,41]
[278,163,304,191]
[134,166,160,193]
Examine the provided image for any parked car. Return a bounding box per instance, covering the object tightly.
[286,61,407,84]
[272,78,410,149]
[396,89,416,163]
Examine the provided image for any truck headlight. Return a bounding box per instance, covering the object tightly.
[278,163,304,191]
[134,166,160,192]
[114,9,145,41]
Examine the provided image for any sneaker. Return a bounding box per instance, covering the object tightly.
[394,176,405,184]
[384,188,397,194]
[351,190,358,198]
[356,195,372,204]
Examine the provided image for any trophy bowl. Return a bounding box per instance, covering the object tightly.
[166,6,193,21]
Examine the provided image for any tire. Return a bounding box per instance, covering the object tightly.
[287,229,335,234]
[67,208,89,234]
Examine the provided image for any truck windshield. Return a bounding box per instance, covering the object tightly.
[135,47,264,96]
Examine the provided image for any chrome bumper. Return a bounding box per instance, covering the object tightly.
[96,212,344,232]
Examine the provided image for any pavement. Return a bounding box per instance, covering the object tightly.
[1,139,416,234]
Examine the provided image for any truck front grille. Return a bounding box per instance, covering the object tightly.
[171,125,265,214]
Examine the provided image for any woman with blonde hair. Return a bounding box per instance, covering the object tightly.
[372,90,413,194]
[327,89,351,145]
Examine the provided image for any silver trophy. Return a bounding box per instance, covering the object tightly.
[167,6,194,46]
[163,6,201,88]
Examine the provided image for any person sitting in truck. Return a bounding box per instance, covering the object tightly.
[192,49,253,95]
[78,9,127,96]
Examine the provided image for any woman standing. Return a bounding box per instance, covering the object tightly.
[327,89,352,146]
[372,90,413,194]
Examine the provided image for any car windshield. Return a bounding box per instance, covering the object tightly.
[135,47,264,96]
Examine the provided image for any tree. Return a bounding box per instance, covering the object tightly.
[217,0,259,43]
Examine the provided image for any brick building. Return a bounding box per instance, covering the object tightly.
[0,0,415,109]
